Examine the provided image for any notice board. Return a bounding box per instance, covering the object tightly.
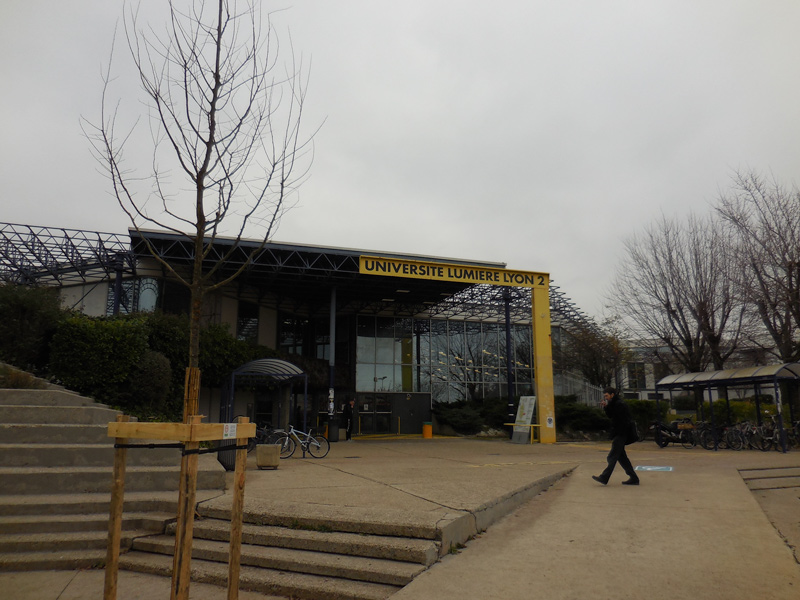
[511,395,537,444]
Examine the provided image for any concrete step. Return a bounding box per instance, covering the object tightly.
[0,404,121,425]
[132,534,424,586]
[0,389,100,407]
[199,502,439,540]
[0,529,157,553]
[0,443,183,467]
[120,551,402,600]
[0,491,182,517]
[0,549,108,572]
[0,512,171,535]
[0,423,113,444]
[181,518,440,566]
[0,462,226,495]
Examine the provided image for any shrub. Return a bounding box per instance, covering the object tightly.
[432,400,483,435]
[555,399,610,432]
[0,284,66,371]
[50,315,148,404]
[121,350,175,419]
[478,396,514,429]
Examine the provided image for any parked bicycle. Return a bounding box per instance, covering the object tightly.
[273,424,330,459]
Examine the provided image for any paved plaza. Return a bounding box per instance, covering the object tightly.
[2,438,799,599]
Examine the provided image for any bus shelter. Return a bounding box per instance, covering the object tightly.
[655,363,800,453]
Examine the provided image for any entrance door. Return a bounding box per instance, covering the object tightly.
[355,392,431,434]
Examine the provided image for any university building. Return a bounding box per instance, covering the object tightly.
[0,223,598,438]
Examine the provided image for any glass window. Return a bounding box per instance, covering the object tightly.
[430,320,449,371]
[483,323,500,367]
[237,302,259,343]
[375,364,394,391]
[278,316,305,354]
[497,323,509,369]
[513,325,532,370]
[627,362,647,390]
[137,278,159,312]
[396,318,413,365]
[465,322,483,369]
[356,363,375,391]
[414,319,431,365]
[357,316,376,363]
[375,317,394,363]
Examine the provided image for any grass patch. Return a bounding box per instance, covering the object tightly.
[0,364,47,389]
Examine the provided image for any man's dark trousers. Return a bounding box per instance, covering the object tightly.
[599,434,637,482]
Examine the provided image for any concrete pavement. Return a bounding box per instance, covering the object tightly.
[2,438,799,599]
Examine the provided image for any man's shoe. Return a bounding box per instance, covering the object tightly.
[592,475,608,485]
[622,478,640,485]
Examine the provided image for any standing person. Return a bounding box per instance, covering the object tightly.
[592,387,640,486]
[342,399,355,441]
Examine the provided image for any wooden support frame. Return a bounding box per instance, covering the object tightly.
[103,417,256,600]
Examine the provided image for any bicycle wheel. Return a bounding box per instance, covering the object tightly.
[726,429,743,451]
[756,428,773,451]
[306,435,330,458]
[699,429,716,450]
[680,429,696,449]
[247,438,257,453]
[265,430,285,445]
[275,434,296,458]
[655,430,670,448]
[746,430,764,451]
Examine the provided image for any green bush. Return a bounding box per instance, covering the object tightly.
[555,398,610,432]
[698,399,776,425]
[627,399,669,432]
[0,284,66,371]
[432,400,483,435]
[672,395,696,411]
[121,350,174,418]
[478,396,515,429]
[50,315,149,404]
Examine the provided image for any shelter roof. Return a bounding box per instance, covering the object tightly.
[656,363,800,389]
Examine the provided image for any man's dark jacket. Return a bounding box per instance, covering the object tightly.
[603,395,632,439]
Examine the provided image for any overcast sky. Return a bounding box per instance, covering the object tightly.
[2,1,800,318]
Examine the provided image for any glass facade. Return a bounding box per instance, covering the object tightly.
[355,315,535,403]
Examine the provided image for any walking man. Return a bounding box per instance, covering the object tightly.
[343,399,355,441]
[593,387,639,486]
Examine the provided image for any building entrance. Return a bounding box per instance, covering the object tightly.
[355,392,431,435]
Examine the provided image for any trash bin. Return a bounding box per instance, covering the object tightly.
[217,439,237,471]
[422,422,433,439]
[327,421,340,442]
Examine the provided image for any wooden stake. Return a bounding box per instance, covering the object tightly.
[227,417,249,600]
[171,415,201,600]
[103,414,130,600]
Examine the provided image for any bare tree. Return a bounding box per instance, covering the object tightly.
[555,316,632,389]
[611,212,747,375]
[85,0,314,418]
[716,170,800,363]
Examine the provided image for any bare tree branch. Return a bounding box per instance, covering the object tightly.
[83,0,316,418]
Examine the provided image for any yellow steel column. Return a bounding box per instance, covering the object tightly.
[532,280,556,443]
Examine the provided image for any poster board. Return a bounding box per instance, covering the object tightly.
[511,396,537,444]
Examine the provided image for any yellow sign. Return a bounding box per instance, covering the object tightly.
[359,255,548,288]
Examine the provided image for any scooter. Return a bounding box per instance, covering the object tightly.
[650,418,695,449]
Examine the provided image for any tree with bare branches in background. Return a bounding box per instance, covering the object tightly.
[85,0,315,419]
[716,170,800,364]
[611,212,748,377]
